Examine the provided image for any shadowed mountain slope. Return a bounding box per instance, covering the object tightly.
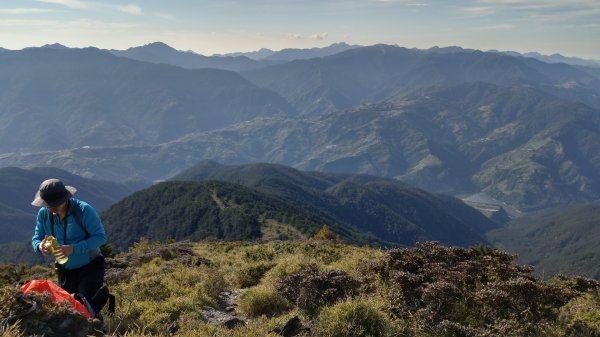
[487,203,600,279]
[172,162,498,247]
[101,180,385,251]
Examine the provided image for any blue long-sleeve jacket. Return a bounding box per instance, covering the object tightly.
[32,198,107,270]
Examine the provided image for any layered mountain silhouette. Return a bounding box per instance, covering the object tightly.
[1,44,600,211]
[0,47,293,153]
[242,44,600,115]
[109,42,278,71]
[493,50,600,68]
[260,42,360,61]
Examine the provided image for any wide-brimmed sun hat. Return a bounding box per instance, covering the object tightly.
[31,178,77,207]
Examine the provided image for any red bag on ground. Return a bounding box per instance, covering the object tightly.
[21,279,91,319]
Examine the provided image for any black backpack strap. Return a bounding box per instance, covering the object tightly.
[69,199,91,240]
[47,209,55,238]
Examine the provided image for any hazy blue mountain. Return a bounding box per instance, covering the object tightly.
[243,44,600,115]
[491,49,600,68]
[40,43,69,50]
[218,48,275,60]
[264,42,360,61]
[487,203,600,279]
[0,46,293,152]
[0,166,139,244]
[2,45,600,211]
[109,42,277,71]
[219,43,359,61]
[425,46,477,54]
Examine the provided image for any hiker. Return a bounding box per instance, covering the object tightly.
[31,178,108,317]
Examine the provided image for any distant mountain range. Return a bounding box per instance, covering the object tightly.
[108,42,359,71]
[109,42,277,72]
[1,43,600,211]
[109,42,600,71]
[0,47,292,153]
[491,50,600,68]
[256,42,360,61]
[242,44,600,115]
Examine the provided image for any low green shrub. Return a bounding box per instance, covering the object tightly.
[560,293,600,334]
[261,253,315,288]
[315,299,389,337]
[234,262,275,288]
[239,287,292,317]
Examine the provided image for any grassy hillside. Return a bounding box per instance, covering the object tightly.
[173,162,498,246]
[1,240,599,336]
[487,203,600,279]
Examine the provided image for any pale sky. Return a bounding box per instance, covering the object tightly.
[1,0,599,59]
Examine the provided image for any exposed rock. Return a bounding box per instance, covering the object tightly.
[222,317,246,329]
[271,315,302,337]
[200,289,249,329]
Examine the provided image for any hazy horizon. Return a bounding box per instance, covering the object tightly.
[1,0,599,60]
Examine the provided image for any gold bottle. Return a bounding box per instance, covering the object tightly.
[44,236,69,264]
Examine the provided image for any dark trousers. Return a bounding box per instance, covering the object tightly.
[56,256,105,308]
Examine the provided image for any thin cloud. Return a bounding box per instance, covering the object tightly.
[371,0,429,6]
[287,33,329,40]
[474,23,514,30]
[36,0,143,15]
[310,32,328,40]
[475,0,600,10]
[116,4,141,15]
[462,6,493,14]
[0,18,141,30]
[0,18,59,27]
[0,8,56,14]
[35,0,89,9]
[154,12,174,20]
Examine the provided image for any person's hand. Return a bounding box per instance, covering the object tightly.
[39,235,50,256]
[59,245,74,257]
